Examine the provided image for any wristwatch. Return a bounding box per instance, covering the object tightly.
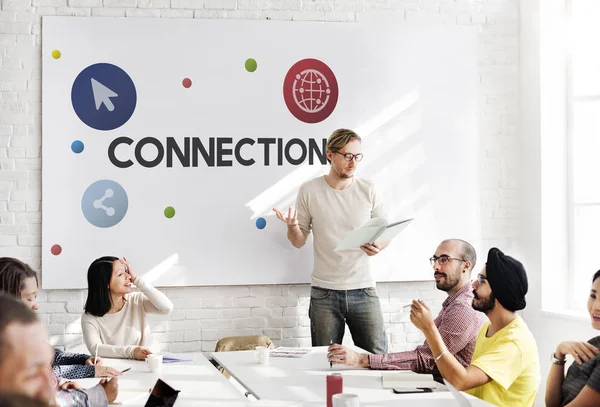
[551,353,566,365]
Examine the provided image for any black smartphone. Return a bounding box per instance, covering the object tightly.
[145,379,180,407]
[392,387,433,394]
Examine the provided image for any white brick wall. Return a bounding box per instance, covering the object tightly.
[0,0,520,354]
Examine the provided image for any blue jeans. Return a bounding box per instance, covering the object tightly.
[308,286,388,354]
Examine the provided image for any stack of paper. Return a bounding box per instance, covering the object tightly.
[269,347,314,358]
[162,353,192,363]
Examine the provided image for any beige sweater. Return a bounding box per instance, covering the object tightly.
[81,276,173,359]
[295,176,387,290]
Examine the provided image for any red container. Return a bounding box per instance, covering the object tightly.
[326,373,343,407]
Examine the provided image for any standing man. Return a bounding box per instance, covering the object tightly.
[274,128,388,353]
[410,248,540,407]
[328,239,485,382]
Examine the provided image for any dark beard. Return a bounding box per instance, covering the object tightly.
[435,273,461,292]
[473,291,496,312]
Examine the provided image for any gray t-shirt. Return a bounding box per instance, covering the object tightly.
[561,335,600,406]
[295,176,386,290]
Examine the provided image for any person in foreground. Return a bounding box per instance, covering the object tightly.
[273,128,389,354]
[82,257,174,359]
[0,293,118,406]
[410,247,540,407]
[327,239,485,381]
[0,393,48,407]
[0,257,121,380]
[545,270,600,407]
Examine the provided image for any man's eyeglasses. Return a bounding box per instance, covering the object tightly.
[476,274,488,284]
[335,151,364,162]
[429,255,466,267]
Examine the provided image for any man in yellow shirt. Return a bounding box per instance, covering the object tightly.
[410,247,540,407]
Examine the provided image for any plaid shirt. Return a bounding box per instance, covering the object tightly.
[369,283,485,379]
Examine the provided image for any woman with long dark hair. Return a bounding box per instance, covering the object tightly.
[82,257,173,360]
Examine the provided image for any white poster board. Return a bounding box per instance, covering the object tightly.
[42,17,479,289]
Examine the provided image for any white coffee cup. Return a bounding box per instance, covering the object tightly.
[255,346,270,365]
[146,353,163,372]
[332,393,359,407]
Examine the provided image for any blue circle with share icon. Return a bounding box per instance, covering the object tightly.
[71,63,137,131]
[81,179,129,228]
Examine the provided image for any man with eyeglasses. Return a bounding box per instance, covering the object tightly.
[327,239,485,381]
[273,128,388,354]
[410,247,540,407]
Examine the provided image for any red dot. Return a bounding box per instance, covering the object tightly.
[182,78,192,88]
[50,244,62,256]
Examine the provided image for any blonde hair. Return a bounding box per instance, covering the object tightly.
[326,129,361,164]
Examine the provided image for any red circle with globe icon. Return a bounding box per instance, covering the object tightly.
[283,58,339,124]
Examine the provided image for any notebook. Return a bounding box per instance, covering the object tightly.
[381,371,437,390]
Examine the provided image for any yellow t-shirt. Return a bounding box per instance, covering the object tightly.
[466,316,540,407]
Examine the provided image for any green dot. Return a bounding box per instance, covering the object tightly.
[164,206,175,219]
[245,58,257,73]
[52,50,61,59]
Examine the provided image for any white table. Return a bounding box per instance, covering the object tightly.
[74,352,248,406]
[211,346,496,407]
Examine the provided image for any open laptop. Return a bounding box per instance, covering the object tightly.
[443,379,472,407]
[144,379,180,407]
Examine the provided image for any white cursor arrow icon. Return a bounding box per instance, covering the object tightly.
[91,78,118,112]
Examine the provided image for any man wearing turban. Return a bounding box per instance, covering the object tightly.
[409,247,540,407]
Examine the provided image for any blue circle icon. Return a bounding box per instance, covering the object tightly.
[256,217,267,230]
[71,63,137,131]
[82,180,128,228]
[71,140,84,154]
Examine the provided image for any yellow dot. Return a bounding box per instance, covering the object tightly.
[52,50,61,59]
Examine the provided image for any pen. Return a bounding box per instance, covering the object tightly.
[402,304,412,309]
[94,343,98,366]
[329,340,332,368]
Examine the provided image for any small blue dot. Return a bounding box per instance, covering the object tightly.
[256,217,267,230]
[71,140,84,154]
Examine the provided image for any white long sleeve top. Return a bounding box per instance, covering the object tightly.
[81,276,173,359]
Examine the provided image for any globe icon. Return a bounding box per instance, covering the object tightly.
[292,69,332,114]
[283,58,338,124]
